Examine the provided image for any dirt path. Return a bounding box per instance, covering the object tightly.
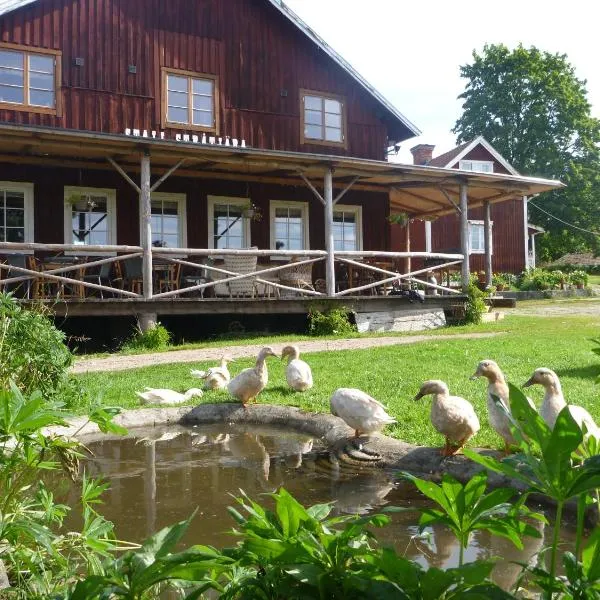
[71,332,498,374]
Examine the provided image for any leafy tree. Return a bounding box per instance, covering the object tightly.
[453,44,600,260]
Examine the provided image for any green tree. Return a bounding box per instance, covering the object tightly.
[453,44,600,260]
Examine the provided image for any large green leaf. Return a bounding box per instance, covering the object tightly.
[583,527,600,582]
[399,472,454,515]
[274,487,310,537]
[448,559,496,585]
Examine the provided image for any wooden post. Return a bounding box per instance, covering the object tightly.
[459,182,470,291]
[140,150,153,301]
[324,167,336,296]
[404,220,411,275]
[484,200,492,289]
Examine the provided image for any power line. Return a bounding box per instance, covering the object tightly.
[528,201,600,237]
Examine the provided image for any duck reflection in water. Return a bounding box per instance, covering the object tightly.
[225,433,271,487]
[330,471,395,515]
[271,435,314,469]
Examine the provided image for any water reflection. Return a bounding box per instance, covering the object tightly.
[78,423,572,588]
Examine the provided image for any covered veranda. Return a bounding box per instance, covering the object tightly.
[0,124,562,327]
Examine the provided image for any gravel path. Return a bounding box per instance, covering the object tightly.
[509,299,600,317]
[71,332,498,374]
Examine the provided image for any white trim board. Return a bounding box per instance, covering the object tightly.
[443,136,520,176]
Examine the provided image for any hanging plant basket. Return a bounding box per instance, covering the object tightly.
[387,212,411,227]
[242,203,263,222]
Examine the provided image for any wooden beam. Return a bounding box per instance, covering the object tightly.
[107,157,141,193]
[459,183,470,291]
[405,221,411,274]
[140,151,153,300]
[333,176,360,205]
[484,200,493,289]
[150,158,188,192]
[439,186,461,214]
[299,171,325,206]
[324,168,336,296]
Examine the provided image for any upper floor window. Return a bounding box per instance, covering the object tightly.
[270,201,309,254]
[162,68,218,132]
[0,44,60,114]
[0,182,34,247]
[333,205,362,251]
[468,220,492,254]
[207,196,250,249]
[64,187,116,254]
[151,193,187,249]
[301,90,346,146]
[459,160,493,173]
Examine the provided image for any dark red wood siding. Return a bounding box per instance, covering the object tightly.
[391,144,527,273]
[0,0,392,159]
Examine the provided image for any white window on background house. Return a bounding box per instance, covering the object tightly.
[64,187,116,254]
[270,201,309,256]
[333,205,362,251]
[150,193,187,249]
[468,220,492,254]
[0,182,34,247]
[459,160,494,173]
[207,197,250,249]
[162,68,218,132]
[0,45,60,113]
[301,90,345,146]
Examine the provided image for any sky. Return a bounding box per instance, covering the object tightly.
[284,0,600,164]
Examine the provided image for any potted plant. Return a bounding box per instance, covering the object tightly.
[241,203,263,222]
[571,269,588,289]
[492,272,508,291]
[387,212,410,226]
[550,269,568,289]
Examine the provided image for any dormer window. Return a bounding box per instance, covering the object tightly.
[162,68,218,133]
[301,90,346,147]
[0,44,60,114]
[459,160,493,173]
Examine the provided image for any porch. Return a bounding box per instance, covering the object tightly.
[0,124,562,329]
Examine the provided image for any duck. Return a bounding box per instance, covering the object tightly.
[471,359,517,452]
[523,368,600,436]
[281,345,313,391]
[227,346,277,406]
[330,388,396,438]
[191,356,234,390]
[414,380,480,456]
[136,387,203,406]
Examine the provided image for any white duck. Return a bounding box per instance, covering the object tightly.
[471,359,519,452]
[281,345,313,391]
[330,388,396,438]
[136,387,203,406]
[523,368,600,436]
[191,356,233,390]
[227,346,277,406]
[414,380,480,456]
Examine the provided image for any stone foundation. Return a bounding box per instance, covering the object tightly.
[354,309,446,333]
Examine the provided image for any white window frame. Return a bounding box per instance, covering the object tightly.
[0,181,34,253]
[468,220,493,255]
[64,186,117,256]
[145,192,187,251]
[333,204,363,252]
[269,200,310,259]
[459,160,494,173]
[207,196,251,250]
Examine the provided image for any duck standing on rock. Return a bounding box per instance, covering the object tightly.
[191,356,233,390]
[227,346,277,406]
[523,368,600,436]
[281,345,313,391]
[414,380,480,456]
[330,388,396,439]
[136,388,203,406]
[471,359,516,453]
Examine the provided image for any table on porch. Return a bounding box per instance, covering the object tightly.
[345,259,398,296]
[34,256,86,300]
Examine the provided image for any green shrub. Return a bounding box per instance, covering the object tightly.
[462,282,488,325]
[570,269,589,287]
[121,323,171,352]
[308,308,356,336]
[0,293,72,396]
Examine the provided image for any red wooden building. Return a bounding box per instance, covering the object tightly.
[0,0,560,334]
[391,137,543,275]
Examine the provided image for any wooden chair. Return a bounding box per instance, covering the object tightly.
[83,261,121,298]
[123,257,144,294]
[158,263,181,293]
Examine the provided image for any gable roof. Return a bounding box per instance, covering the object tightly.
[0,0,421,142]
[428,136,520,175]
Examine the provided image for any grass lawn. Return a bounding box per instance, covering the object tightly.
[75,312,600,452]
[589,274,600,286]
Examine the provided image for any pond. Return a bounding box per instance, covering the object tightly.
[75,423,575,591]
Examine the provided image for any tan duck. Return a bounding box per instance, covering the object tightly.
[136,387,203,406]
[471,359,516,452]
[414,380,480,456]
[227,347,277,406]
[523,368,600,436]
[281,345,313,391]
[330,388,396,438]
[191,356,234,390]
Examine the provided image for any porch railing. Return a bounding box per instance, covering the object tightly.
[0,242,464,301]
